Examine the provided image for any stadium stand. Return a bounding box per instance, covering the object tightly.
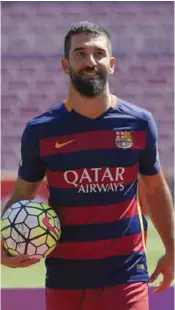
[1,1,173,178]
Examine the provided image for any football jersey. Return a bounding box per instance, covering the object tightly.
[18,98,161,289]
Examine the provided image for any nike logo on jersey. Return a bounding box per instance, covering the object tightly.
[55,140,75,149]
[42,216,58,237]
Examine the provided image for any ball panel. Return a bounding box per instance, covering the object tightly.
[14,224,30,239]
[8,248,19,256]
[54,216,61,229]
[49,227,61,240]
[1,219,11,231]
[40,203,51,211]
[1,226,11,239]
[5,237,17,250]
[1,208,12,220]
[10,201,23,209]
[25,215,39,228]
[29,227,46,240]
[25,207,43,216]
[26,202,45,210]
[47,209,57,218]
[16,242,26,255]
[31,234,47,246]
[19,200,33,206]
[14,209,28,224]
[26,243,37,256]
[8,208,22,223]
[36,244,50,255]
[46,234,57,248]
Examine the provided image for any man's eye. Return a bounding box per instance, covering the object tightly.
[95,51,104,57]
[76,52,85,57]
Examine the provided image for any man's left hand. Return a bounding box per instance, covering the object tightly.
[150,252,174,294]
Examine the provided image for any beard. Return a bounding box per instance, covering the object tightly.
[69,65,109,98]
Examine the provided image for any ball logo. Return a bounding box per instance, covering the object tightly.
[42,216,58,237]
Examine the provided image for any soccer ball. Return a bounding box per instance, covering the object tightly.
[1,200,61,258]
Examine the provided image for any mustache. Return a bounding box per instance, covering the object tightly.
[80,67,98,74]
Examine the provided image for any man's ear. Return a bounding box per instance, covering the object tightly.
[61,58,69,75]
[109,57,116,75]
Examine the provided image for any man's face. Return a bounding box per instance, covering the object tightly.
[62,33,115,97]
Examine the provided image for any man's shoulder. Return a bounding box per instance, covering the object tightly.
[22,102,69,139]
[27,103,67,128]
[118,98,152,122]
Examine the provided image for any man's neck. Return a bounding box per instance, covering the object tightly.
[67,86,116,119]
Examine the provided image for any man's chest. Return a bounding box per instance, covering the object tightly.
[39,122,146,170]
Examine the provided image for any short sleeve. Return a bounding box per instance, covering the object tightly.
[139,113,161,175]
[18,123,46,182]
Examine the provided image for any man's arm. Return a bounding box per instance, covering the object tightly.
[1,119,46,268]
[2,177,42,215]
[140,170,174,293]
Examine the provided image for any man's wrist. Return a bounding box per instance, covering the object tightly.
[165,241,174,256]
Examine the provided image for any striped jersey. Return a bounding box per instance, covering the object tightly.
[18,98,161,289]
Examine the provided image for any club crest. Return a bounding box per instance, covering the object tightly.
[115,131,133,149]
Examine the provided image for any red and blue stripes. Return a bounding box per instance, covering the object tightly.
[40,130,146,156]
[19,100,154,289]
[53,199,138,225]
[46,252,148,289]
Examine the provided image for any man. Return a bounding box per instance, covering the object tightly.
[1,21,174,310]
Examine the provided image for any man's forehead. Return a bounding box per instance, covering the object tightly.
[71,33,108,50]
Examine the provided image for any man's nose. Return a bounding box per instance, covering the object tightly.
[86,54,97,67]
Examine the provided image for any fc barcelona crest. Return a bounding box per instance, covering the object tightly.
[115,131,133,149]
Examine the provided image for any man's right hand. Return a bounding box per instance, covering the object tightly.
[1,239,40,268]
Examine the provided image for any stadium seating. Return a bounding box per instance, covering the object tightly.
[1,2,174,172]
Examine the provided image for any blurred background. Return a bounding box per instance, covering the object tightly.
[1,1,174,310]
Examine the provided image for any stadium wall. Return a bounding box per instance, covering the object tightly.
[1,1,174,172]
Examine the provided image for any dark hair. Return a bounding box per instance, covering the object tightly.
[64,21,112,59]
